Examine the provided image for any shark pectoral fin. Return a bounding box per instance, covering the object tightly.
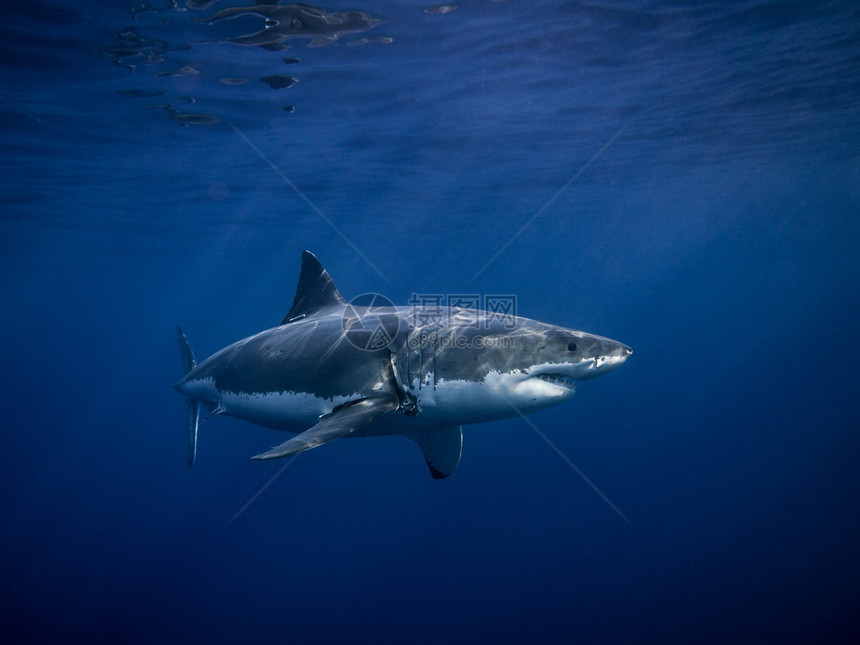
[252,397,398,461]
[407,426,463,480]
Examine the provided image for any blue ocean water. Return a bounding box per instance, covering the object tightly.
[2,0,860,642]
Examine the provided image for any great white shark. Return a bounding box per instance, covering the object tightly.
[175,251,632,478]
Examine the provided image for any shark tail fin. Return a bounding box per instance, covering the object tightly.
[176,325,200,468]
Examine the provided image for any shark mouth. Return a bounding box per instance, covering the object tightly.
[534,373,578,390]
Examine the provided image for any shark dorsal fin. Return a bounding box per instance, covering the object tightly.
[282,251,346,324]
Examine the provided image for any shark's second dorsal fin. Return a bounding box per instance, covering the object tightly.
[282,250,346,324]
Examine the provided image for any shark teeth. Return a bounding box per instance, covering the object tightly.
[534,373,577,390]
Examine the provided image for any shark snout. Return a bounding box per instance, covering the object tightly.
[174,374,220,402]
[576,339,632,379]
[174,372,192,394]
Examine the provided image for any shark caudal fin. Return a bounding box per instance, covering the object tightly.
[176,325,201,468]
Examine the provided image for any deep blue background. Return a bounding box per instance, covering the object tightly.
[2,1,859,642]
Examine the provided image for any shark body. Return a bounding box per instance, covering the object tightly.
[175,251,631,478]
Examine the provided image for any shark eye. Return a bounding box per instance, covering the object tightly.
[567,342,577,352]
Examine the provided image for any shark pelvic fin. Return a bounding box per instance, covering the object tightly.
[281,250,346,324]
[252,396,397,461]
[406,426,463,479]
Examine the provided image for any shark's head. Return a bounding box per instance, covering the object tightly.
[525,327,633,385]
[491,325,632,414]
[418,317,632,423]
